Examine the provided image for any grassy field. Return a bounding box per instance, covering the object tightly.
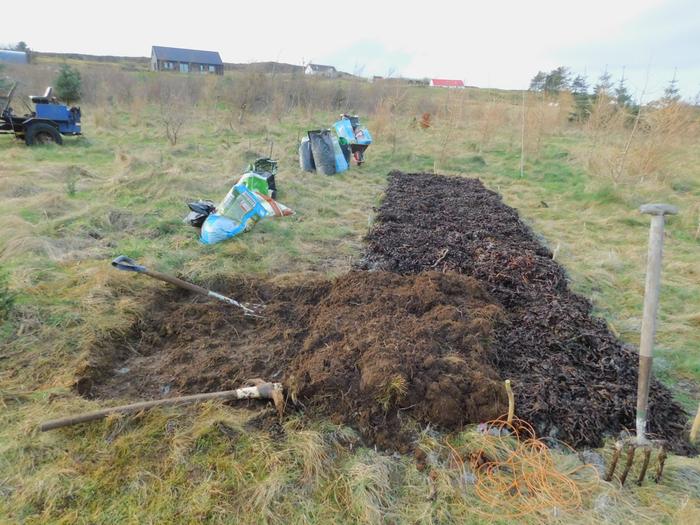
[1,60,699,523]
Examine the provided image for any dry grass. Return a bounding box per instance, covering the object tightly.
[0,58,698,523]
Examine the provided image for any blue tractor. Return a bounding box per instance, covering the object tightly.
[0,84,81,145]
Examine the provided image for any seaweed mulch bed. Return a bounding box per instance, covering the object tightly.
[77,171,692,454]
[361,171,691,453]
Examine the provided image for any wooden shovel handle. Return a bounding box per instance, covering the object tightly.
[39,383,282,431]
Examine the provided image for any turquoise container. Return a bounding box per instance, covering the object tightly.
[332,135,349,173]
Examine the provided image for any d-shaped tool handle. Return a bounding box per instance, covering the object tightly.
[111,255,147,273]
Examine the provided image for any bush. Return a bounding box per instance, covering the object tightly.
[54,65,82,105]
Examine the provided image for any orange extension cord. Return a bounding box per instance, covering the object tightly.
[448,417,600,519]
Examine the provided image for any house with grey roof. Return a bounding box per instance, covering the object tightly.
[151,46,223,75]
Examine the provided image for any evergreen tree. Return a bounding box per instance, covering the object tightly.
[570,74,591,121]
[615,72,632,107]
[544,66,570,94]
[571,75,589,96]
[54,65,82,105]
[594,69,613,98]
[663,73,681,104]
[529,71,547,91]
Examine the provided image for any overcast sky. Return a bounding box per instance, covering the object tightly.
[4,0,699,100]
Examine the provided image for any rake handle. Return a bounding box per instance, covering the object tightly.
[142,268,211,297]
[111,255,255,314]
[145,270,255,313]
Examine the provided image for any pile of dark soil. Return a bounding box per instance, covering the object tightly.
[362,171,691,453]
[287,271,507,449]
[78,271,506,451]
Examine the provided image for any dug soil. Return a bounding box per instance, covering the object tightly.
[79,171,691,454]
[78,271,507,452]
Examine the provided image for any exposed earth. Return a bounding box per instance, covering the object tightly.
[77,171,692,454]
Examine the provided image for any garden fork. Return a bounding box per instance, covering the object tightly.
[605,204,677,486]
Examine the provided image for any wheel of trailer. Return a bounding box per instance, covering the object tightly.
[25,123,62,146]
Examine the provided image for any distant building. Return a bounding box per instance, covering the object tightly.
[430,78,465,88]
[0,50,28,64]
[151,46,223,75]
[305,63,337,77]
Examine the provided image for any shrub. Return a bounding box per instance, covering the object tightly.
[54,64,82,105]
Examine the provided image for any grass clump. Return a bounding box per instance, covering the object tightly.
[0,270,15,320]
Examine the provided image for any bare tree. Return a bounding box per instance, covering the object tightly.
[161,103,185,146]
[157,80,188,146]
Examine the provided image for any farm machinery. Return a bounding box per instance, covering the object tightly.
[1,84,81,145]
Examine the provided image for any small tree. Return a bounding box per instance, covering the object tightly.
[570,74,591,121]
[54,65,82,105]
[544,66,570,94]
[662,74,681,104]
[14,41,31,63]
[160,103,185,145]
[615,73,632,108]
[594,69,613,98]
[529,71,547,92]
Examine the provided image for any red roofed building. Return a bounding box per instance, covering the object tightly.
[430,78,465,88]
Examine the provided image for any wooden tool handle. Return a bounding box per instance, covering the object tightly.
[39,383,282,431]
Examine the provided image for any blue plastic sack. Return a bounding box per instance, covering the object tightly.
[355,127,373,145]
[334,119,356,144]
[332,135,349,173]
[200,184,270,244]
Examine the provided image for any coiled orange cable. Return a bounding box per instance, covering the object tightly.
[447,416,600,519]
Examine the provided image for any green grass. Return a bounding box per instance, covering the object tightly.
[1,86,699,523]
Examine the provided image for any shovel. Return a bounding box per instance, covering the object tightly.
[111,255,263,317]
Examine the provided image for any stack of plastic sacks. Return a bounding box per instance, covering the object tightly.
[300,116,372,175]
[301,129,346,175]
[199,171,293,245]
